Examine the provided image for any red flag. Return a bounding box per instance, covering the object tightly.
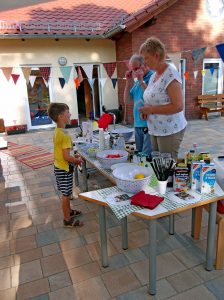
[103,63,116,78]
[184,71,189,80]
[11,74,20,85]
[39,67,51,82]
[78,67,83,83]
[74,78,80,89]
[1,67,13,81]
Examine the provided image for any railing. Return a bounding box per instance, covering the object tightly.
[0,20,102,32]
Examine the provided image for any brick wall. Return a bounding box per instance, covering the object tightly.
[116,0,224,122]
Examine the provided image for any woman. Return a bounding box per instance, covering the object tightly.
[138,37,187,160]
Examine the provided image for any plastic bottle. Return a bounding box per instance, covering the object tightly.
[99,128,105,151]
[104,131,110,150]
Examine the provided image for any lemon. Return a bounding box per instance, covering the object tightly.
[134,173,145,179]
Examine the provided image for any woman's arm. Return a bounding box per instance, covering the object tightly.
[139,80,183,115]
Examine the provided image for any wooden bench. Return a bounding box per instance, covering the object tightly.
[193,205,224,269]
[197,94,224,120]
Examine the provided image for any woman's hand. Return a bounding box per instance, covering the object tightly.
[138,105,153,115]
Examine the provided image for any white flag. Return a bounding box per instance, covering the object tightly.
[168,52,181,71]
[193,71,198,79]
[29,75,36,87]
[99,78,107,89]
[80,64,93,80]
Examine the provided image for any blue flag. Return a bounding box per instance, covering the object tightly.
[59,77,65,89]
[192,47,206,65]
[216,43,224,62]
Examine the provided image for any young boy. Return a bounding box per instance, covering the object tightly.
[48,103,84,227]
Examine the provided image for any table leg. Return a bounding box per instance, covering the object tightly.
[121,217,128,250]
[82,160,88,192]
[99,206,109,267]
[74,166,79,186]
[206,201,217,271]
[148,219,157,295]
[191,208,195,237]
[169,214,174,235]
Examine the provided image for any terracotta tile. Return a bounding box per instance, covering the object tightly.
[0,255,14,270]
[14,248,42,265]
[0,232,12,243]
[0,268,10,290]
[0,241,10,258]
[16,278,50,300]
[49,285,78,300]
[42,243,61,257]
[48,271,72,291]
[10,216,33,231]
[11,259,43,287]
[167,270,203,293]
[84,231,100,244]
[0,288,16,300]
[74,276,110,300]
[60,236,86,252]
[76,219,99,235]
[41,253,67,277]
[102,266,141,297]
[63,247,91,269]
[167,285,218,300]
[85,241,117,261]
[37,222,53,233]
[12,226,37,239]
[10,235,37,254]
[69,262,102,284]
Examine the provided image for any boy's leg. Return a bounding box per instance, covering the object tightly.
[62,195,71,221]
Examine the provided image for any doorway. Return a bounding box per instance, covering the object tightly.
[26,68,54,130]
[76,65,102,122]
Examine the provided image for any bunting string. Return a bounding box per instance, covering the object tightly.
[1,41,224,87]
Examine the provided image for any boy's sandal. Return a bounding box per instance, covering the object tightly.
[70,209,82,217]
[64,219,84,227]
[70,195,74,200]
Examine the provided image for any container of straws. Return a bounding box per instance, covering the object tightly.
[151,155,175,194]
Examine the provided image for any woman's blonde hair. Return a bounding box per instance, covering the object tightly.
[139,37,165,60]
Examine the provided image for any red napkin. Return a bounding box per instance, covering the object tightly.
[98,113,114,130]
[130,191,164,209]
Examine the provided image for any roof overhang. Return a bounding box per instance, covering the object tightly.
[124,0,179,33]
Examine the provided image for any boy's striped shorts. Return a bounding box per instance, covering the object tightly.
[54,166,73,196]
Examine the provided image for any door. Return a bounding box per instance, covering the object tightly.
[75,64,102,121]
[26,67,54,130]
[202,59,223,116]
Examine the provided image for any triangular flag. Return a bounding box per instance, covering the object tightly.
[39,67,51,82]
[193,71,198,79]
[168,52,181,71]
[29,75,36,87]
[88,78,95,89]
[80,64,93,80]
[201,69,206,76]
[74,67,78,78]
[59,77,65,89]
[60,66,72,83]
[74,78,80,89]
[43,78,49,88]
[11,74,20,85]
[184,71,189,80]
[99,78,107,89]
[210,67,215,75]
[1,67,13,81]
[21,67,31,84]
[78,67,83,83]
[192,47,206,65]
[111,78,117,89]
[103,63,116,78]
[216,43,224,62]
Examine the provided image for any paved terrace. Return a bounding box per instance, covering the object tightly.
[0,117,224,300]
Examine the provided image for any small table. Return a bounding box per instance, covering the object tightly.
[79,184,224,295]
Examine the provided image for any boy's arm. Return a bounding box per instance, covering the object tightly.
[63,148,83,166]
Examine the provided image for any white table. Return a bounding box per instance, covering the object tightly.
[79,184,224,295]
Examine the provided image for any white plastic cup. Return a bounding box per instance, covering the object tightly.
[157,180,168,195]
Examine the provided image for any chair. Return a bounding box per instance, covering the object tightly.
[193,204,224,269]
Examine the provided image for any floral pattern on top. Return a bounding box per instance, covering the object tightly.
[143,64,187,136]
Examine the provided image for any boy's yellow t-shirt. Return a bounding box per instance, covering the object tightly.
[53,128,72,172]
